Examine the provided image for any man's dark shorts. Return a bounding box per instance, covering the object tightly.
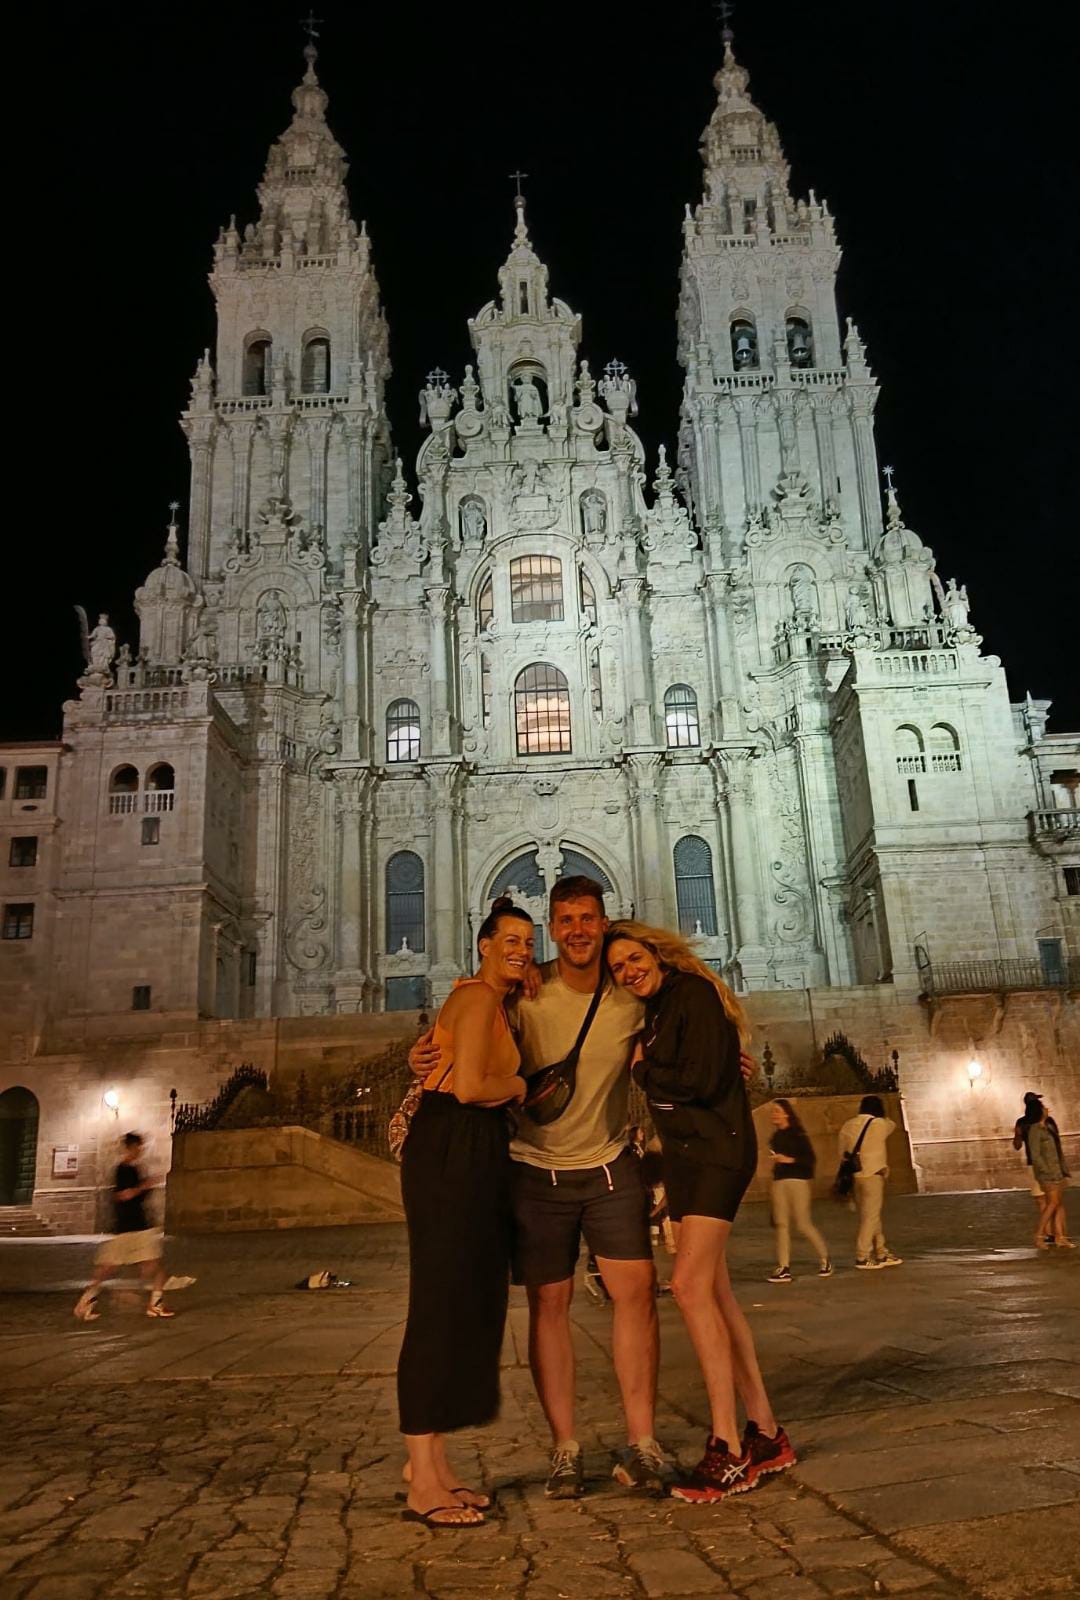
[510,1147,652,1287]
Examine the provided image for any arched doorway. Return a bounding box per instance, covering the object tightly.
[0,1087,39,1206]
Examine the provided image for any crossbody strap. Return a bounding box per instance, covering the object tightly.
[565,975,605,1067]
[851,1116,875,1155]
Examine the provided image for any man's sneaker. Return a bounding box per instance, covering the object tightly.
[767,1266,792,1283]
[545,1441,585,1498]
[855,1257,884,1270]
[876,1252,903,1267]
[73,1291,99,1323]
[740,1421,797,1487]
[670,1436,752,1503]
[612,1437,670,1496]
[819,1259,834,1277]
[146,1302,176,1318]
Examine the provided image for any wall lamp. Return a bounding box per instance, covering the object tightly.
[103,1089,120,1117]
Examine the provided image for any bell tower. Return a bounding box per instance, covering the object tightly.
[182,39,391,581]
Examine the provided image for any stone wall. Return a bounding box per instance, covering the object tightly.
[745,1092,915,1203]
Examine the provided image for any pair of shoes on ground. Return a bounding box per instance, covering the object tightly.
[670,1422,797,1504]
[545,1436,671,1499]
[768,1260,832,1282]
[855,1252,903,1270]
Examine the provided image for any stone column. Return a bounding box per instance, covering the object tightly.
[626,754,670,924]
[425,763,465,1001]
[306,416,330,535]
[616,578,655,746]
[812,395,838,506]
[847,391,882,545]
[711,748,768,987]
[333,768,372,1011]
[734,397,761,517]
[340,541,369,760]
[185,422,215,577]
[231,421,255,543]
[700,573,741,740]
[343,417,367,540]
[425,585,454,755]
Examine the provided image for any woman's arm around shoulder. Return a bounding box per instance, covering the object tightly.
[443,984,526,1106]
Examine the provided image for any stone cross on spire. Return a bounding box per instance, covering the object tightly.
[300,10,323,46]
[714,0,735,40]
[509,169,529,203]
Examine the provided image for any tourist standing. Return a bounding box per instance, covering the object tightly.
[73,1133,181,1321]
[837,1095,903,1270]
[396,898,531,1529]
[606,922,794,1503]
[766,1099,832,1282]
[1025,1099,1072,1250]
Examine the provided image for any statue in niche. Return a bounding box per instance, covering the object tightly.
[257,591,287,638]
[88,613,117,673]
[581,492,607,539]
[461,500,486,543]
[788,567,819,624]
[943,577,970,630]
[845,586,872,630]
[512,372,543,425]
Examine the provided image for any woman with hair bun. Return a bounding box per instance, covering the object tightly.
[396,897,532,1528]
[605,921,793,1504]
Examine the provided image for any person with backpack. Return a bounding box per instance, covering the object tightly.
[836,1095,902,1271]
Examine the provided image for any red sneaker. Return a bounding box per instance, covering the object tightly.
[670,1436,752,1503]
[740,1421,796,1486]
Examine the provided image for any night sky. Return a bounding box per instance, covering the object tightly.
[11,1,1074,741]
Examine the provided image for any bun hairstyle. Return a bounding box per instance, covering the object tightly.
[476,895,534,956]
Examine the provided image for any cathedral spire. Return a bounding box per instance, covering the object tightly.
[249,34,354,257]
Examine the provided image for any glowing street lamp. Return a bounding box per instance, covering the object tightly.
[103,1088,120,1117]
[966,1059,984,1085]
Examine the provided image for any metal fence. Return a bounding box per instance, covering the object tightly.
[922,958,1076,996]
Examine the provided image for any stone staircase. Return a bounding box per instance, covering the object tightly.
[0,1206,56,1237]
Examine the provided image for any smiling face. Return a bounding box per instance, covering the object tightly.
[606,936,664,999]
[769,1102,790,1129]
[479,914,535,988]
[549,895,607,972]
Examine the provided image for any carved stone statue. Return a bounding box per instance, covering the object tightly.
[88,613,117,673]
[788,567,818,624]
[512,373,543,425]
[461,500,486,543]
[845,586,871,630]
[257,591,287,638]
[943,577,970,630]
[581,492,607,538]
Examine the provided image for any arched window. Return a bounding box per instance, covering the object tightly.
[786,316,814,368]
[108,765,140,815]
[145,763,175,813]
[477,574,494,632]
[386,851,425,953]
[894,724,925,775]
[514,663,572,755]
[300,334,330,394]
[664,685,700,749]
[243,334,271,396]
[730,317,759,371]
[510,556,563,623]
[674,836,719,936]
[579,569,597,627]
[928,723,962,774]
[386,699,421,763]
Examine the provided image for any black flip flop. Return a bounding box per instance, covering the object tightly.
[395,1488,495,1510]
[401,1504,486,1528]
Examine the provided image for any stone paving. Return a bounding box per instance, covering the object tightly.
[0,1191,1077,1600]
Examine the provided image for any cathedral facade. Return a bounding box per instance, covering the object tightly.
[3,35,1077,1046]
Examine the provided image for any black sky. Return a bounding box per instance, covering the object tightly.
[9,0,1075,741]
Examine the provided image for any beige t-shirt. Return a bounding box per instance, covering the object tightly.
[509,971,643,1171]
[837,1114,896,1177]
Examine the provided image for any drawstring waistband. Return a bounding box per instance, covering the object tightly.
[548,1162,616,1192]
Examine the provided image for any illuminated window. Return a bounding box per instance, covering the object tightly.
[514,663,572,756]
[386,699,421,764]
[510,556,563,624]
[386,851,425,953]
[665,684,700,749]
[674,836,718,936]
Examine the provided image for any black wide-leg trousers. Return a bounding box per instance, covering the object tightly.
[397,1092,512,1436]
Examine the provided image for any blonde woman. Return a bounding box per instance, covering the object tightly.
[605,922,794,1504]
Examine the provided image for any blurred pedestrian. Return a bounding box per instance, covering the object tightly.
[837,1096,903,1271]
[1025,1099,1072,1250]
[766,1099,832,1282]
[1013,1092,1060,1247]
[73,1133,183,1321]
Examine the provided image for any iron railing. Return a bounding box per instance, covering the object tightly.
[922,958,1076,997]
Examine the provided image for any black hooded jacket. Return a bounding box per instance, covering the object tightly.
[634,969,757,1172]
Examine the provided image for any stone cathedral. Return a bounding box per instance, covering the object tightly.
[4,35,1077,1043]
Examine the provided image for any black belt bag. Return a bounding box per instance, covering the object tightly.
[520,975,605,1126]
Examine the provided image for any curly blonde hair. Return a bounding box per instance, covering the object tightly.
[605,919,750,1045]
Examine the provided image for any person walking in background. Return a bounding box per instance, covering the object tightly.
[837,1095,903,1271]
[1025,1099,1072,1250]
[73,1133,183,1322]
[606,921,794,1504]
[396,897,531,1529]
[1013,1092,1064,1247]
[766,1099,832,1283]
